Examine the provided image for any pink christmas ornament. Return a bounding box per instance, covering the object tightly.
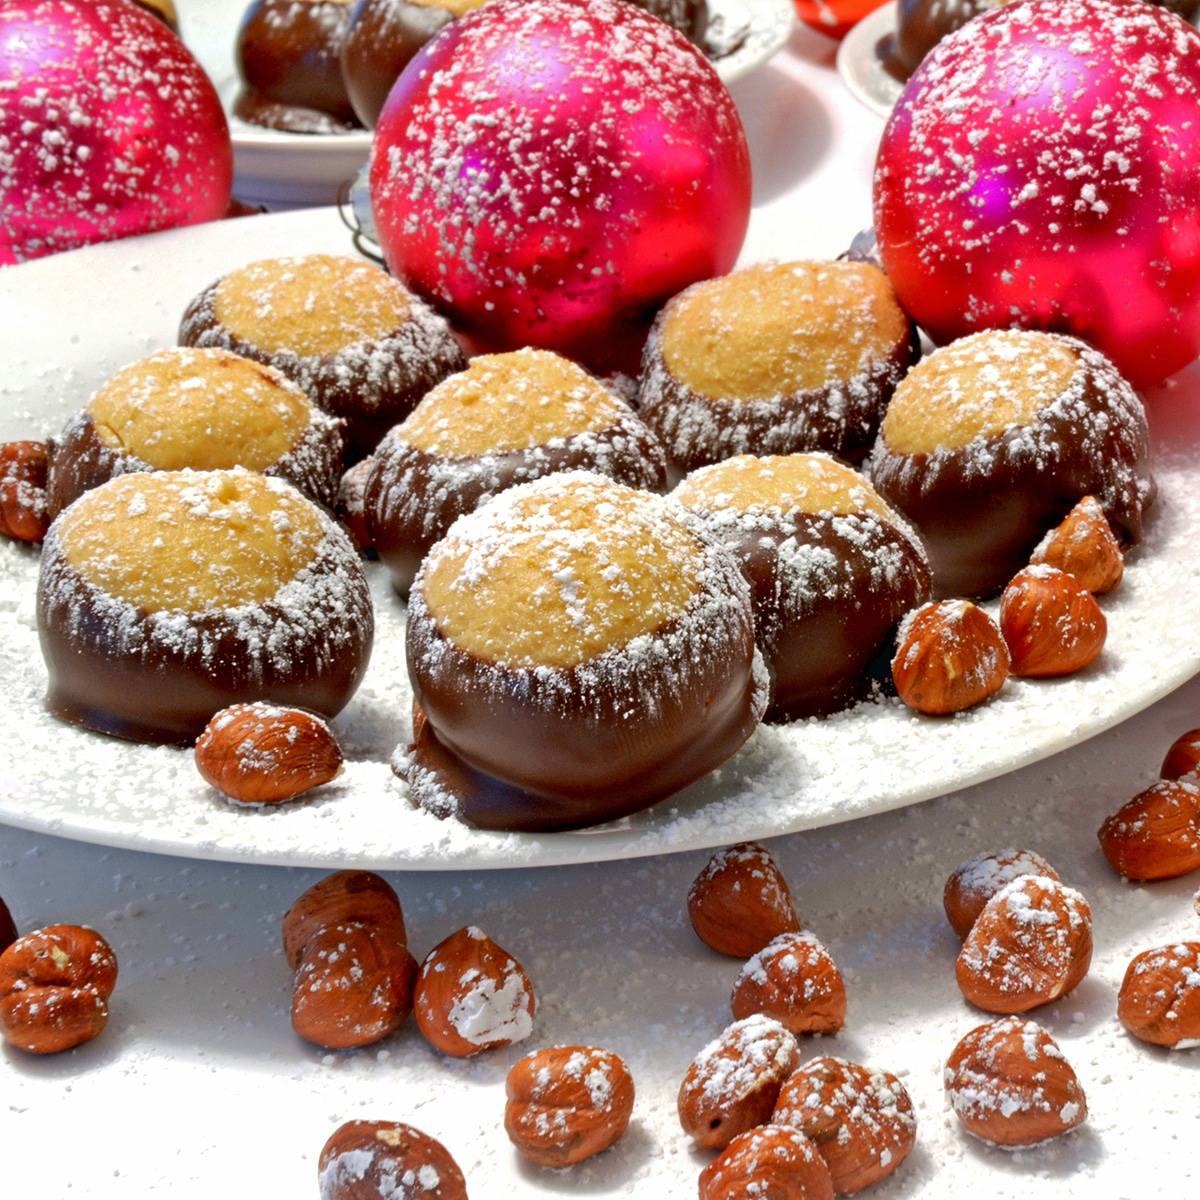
[0,0,232,265]
[369,0,751,373]
[874,0,1200,387]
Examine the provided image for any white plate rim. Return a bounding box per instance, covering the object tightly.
[1,208,1197,873]
[207,0,797,155]
[836,0,900,119]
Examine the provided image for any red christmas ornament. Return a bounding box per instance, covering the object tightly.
[874,0,1200,387]
[369,0,752,373]
[0,0,232,266]
[795,0,888,40]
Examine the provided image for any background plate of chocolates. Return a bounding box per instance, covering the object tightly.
[838,0,1200,118]
[1,205,1199,871]
[178,0,797,207]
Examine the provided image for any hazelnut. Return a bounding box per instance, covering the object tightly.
[677,1013,799,1150]
[505,1045,635,1168]
[956,876,1092,1014]
[292,922,418,1050]
[283,870,406,969]
[0,925,118,1054]
[1161,729,1200,783]
[318,1120,467,1199]
[688,842,801,958]
[773,1056,916,1194]
[730,931,846,1035]
[414,926,535,1058]
[194,702,344,805]
[1030,496,1123,594]
[699,1125,834,1200]
[0,895,16,956]
[943,849,1061,939]
[337,457,375,552]
[1098,779,1200,881]
[892,600,1009,715]
[999,565,1106,678]
[1117,942,1200,1049]
[0,440,50,543]
[945,1017,1086,1147]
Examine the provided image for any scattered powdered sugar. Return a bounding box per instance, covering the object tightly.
[447,956,535,1049]
[738,930,838,1000]
[947,849,1059,916]
[1,430,1199,866]
[960,875,1091,999]
[945,1016,1085,1147]
[680,1013,797,1108]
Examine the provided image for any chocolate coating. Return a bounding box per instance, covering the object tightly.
[46,410,343,521]
[639,276,920,478]
[401,596,766,832]
[237,0,360,129]
[365,418,667,596]
[179,278,466,462]
[692,510,932,720]
[38,507,373,746]
[637,0,708,43]
[340,0,458,128]
[868,339,1155,599]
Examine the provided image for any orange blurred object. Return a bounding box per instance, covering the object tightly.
[794,0,888,39]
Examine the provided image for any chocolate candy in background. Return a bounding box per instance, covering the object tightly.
[236,0,361,132]
[340,0,710,128]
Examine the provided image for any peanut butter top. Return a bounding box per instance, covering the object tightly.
[399,349,627,458]
[89,348,312,472]
[661,261,910,403]
[214,255,412,357]
[421,474,706,668]
[59,470,325,612]
[881,330,1080,455]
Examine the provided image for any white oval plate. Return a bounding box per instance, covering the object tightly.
[1,207,1198,872]
[838,1,1200,119]
[837,0,902,119]
[179,0,797,209]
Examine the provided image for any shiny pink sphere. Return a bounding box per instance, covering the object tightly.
[0,0,232,265]
[370,0,752,373]
[874,0,1200,387]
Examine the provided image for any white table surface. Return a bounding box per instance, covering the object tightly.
[3,20,1198,1200]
